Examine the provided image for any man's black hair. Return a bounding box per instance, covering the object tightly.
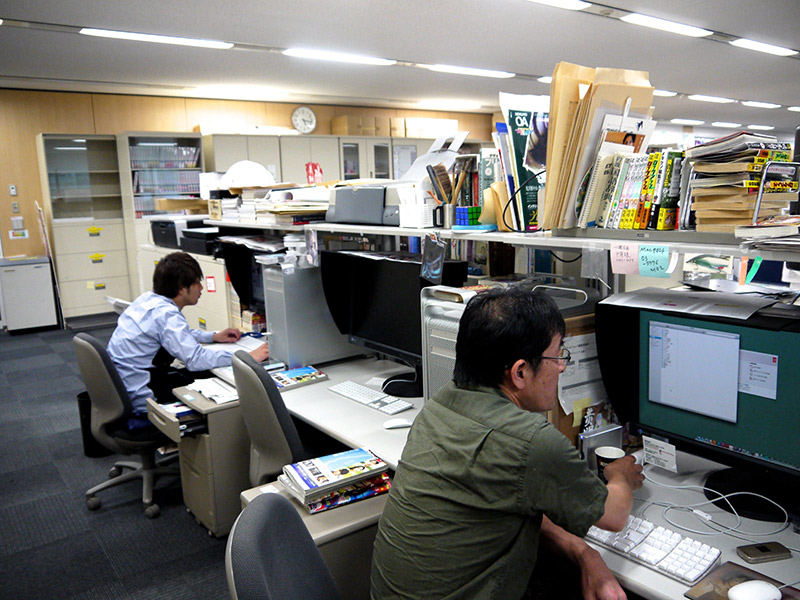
[453,287,566,388]
[152,252,203,299]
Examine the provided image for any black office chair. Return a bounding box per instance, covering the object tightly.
[72,332,179,518]
[230,350,314,486]
[225,492,343,600]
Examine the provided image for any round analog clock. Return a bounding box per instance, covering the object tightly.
[291,106,317,134]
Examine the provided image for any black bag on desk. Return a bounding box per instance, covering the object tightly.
[77,391,114,458]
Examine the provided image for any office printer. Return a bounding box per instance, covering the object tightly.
[148,214,209,249]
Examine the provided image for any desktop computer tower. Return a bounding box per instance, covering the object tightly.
[261,265,362,368]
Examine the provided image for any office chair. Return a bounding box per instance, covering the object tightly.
[231,350,312,486]
[225,492,343,600]
[72,332,179,518]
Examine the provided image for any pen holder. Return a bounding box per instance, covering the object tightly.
[434,204,456,229]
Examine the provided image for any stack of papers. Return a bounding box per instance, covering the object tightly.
[187,378,237,404]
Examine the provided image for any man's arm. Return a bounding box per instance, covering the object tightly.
[540,515,627,600]
[594,456,644,532]
[212,328,242,343]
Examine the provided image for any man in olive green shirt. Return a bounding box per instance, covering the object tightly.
[371,287,644,600]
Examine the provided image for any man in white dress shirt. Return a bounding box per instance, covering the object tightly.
[107,252,269,429]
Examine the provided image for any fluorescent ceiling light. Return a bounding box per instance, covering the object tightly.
[283,48,396,66]
[688,94,734,104]
[537,76,553,84]
[748,124,774,131]
[620,13,712,37]
[191,85,289,101]
[0,19,4,26]
[729,38,797,57]
[524,0,591,10]
[417,99,482,111]
[71,139,87,143]
[425,64,514,79]
[138,142,178,146]
[653,89,677,97]
[79,28,233,49]
[53,146,87,151]
[741,100,781,109]
[671,118,705,125]
[712,122,742,128]
[788,106,800,112]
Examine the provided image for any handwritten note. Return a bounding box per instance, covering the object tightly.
[638,244,671,277]
[610,243,639,274]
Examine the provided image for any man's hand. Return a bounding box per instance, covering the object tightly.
[249,342,270,362]
[577,545,627,600]
[603,456,644,491]
[212,328,242,343]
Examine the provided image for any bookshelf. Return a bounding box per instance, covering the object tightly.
[117,132,204,296]
[35,134,131,318]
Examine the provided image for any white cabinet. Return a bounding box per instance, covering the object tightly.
[203,134,281,181]
[0,257,58,331]
[339,137,393,180]
[279,135,341,184]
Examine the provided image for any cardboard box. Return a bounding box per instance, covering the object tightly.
[375,116,391,137]
[332,115,362,136]
[390,117,406,137]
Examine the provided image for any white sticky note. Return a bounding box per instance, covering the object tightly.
[643,436,677,473]
[610,242,639,274]
[206,275,216,292]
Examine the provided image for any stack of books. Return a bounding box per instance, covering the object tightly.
[684,132,797,233]
[278,448,391,513]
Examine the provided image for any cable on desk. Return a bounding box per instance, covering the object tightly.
[549,250,582,263]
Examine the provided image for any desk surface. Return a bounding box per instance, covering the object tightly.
[279,356,421,470]
[592,452,800,600]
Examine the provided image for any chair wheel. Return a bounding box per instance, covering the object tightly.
[108,466,122,478]
[144,504,160,519]
[86,496,101,511]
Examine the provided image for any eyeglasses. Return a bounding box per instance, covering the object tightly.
[532,347,571,364]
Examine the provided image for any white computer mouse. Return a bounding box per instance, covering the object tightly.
[727,580,782,600]
[383,418,413,430]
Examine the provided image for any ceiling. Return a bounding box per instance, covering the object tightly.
[2,0,800,137]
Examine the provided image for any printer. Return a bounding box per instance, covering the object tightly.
[148,214,209,249]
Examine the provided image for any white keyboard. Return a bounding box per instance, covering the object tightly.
[328,380,413,415]
[586,516,721,585]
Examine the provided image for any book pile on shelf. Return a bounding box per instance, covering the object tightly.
[735,214,800,252]
[234,186,329,226]
[278,448,391,513]
[682,131,797,233]
[130,144,200,168]
[540,62,656,230]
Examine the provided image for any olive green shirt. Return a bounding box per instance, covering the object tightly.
[371,382,608,600]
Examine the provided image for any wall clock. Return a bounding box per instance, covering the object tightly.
[291,106,317,134]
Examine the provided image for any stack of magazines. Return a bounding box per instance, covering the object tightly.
[278,448,391,513]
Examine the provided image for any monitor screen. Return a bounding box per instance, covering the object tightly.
[320,250,467,396]
[596,294,800,521]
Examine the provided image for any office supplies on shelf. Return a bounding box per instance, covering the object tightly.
[281,447,388,503]
[328,380,412,415]
[585,516,721,584]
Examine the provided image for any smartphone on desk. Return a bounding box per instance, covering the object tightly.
[736,541,792,564]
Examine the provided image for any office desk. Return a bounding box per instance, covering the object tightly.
[591,453,800,600]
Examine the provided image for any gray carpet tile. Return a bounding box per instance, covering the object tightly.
[0,415,35,443]
[0,436,52,474]
[0,395,26,421]
[121,546,228,600]
[6,389,78,422]
[1,352,66,374]
[92,500,222,579]
[0,343,56,362]
[54,450,127,495]
[66,581,132,600]
[0,491,90,557]
[26,404,81,437]
[50,339,78,354]
[0,462,70,508]
[45,427,93,461]
[0,531,118,599]
[0,333,46,351]
[8,370,85,401]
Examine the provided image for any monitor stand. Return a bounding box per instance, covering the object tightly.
[382,365,423,398]
[703,468,797,523]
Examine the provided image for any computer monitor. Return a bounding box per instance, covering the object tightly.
[596,290,800,522]
[320,250,467,397]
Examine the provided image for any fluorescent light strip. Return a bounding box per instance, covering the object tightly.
[283,48,395,66]
[712,122,742,128]
[425,64,514,79]
[417,99,482,111]
[788,106,800,113]
[671,118,705,125]
[79,28,232,49]
[53,147,87,151]
[537,76,553,84]
[620,13,712,37]
[523,0,591,10]
[748,124,775,131]
[729,38,798,57]
[138,142,178,147]
[688,94,735,104]
[741,100,781,109]
[653,89,677,97]
[191,85,289,101]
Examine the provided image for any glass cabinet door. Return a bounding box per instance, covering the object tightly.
[371,142,391,179]
[342,141,361,180]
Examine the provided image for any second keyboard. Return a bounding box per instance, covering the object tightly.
[328,380,413,415]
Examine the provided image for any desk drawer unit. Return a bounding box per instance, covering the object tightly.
[52,220,127,254]
[58,275,131,317]
[54,249,128,281]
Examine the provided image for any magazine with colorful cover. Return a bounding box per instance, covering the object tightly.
[282,448,388,501]
[279,472,392,513]
[269,365,327,389]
